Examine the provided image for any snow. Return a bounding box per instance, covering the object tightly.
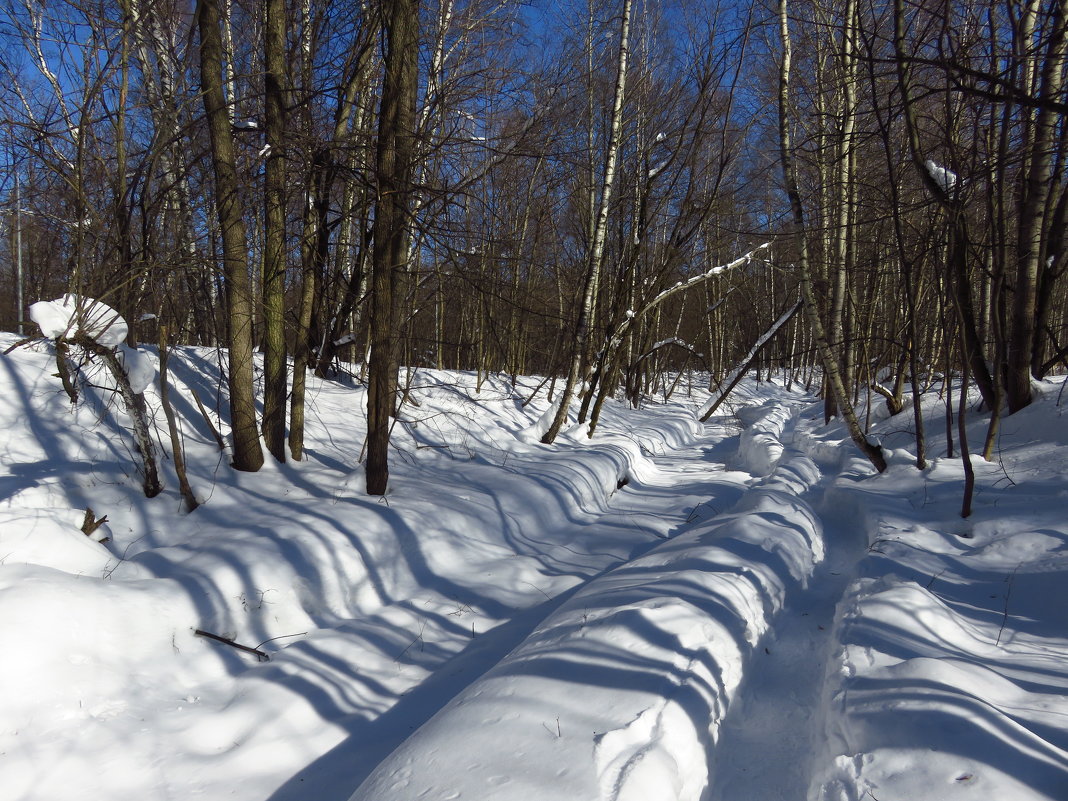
[351,410,823,801]
[29,294,128,348]
[0,330,1066,801]
[29,295,154,394]
[925,159,959,195]
[116,344,155,394]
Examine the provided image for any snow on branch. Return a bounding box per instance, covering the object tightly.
[924,159,959,197]
[645,242,771,309]
[30,294,128,348]
[29,294,162,497]
[607,242,771,357]
[30,295,153,394]
[634,338,704,364]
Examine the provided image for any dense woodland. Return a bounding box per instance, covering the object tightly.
[1,0,1066,493]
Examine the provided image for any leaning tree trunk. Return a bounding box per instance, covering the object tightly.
[71,334,163,498]
[541,0,632,445]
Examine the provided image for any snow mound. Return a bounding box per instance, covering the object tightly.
[115,343,154,394]
[594,703,703,801]
[735,399,794,476]
[29,295,129,348]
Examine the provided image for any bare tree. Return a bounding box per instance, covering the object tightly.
[541,0,632,445]
[1008,0,1068,412]
[262,0,289,461]
[777,0,886,473]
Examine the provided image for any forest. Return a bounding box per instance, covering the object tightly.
[2,3,1068,799]
[1,0,1066,491]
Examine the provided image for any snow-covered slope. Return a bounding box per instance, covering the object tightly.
[349,397,822,801]
[0,332,1065,801]
[804,386,1068,801]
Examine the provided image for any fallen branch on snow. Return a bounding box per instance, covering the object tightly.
[194,629,270,661]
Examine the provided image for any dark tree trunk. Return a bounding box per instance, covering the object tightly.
[197,0,263,472]
[366,0,419,495]
[262,0,288,461]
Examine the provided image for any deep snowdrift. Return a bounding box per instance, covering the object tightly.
[0,331,1065,801]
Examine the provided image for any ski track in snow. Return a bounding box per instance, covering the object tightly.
[349,393,827,801]
[269,424,756,801]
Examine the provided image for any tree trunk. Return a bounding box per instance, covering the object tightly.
[261,0,288,461]
[290,154,325,460]
[542,0,633,445]
[892,0,996,412]
[1008,0,1068,412]
[197,0,263,472]
[158,327,199,511]
[366,0,420,495]
[777,0,885,473]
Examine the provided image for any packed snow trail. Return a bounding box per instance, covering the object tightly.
[704,466,866,800]
[347,395,824,801]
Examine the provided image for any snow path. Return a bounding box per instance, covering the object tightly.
[347,394,825,801]
[268,405,759,800]
[705,468,866,801]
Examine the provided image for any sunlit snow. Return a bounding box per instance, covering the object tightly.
[0,331,1065,801]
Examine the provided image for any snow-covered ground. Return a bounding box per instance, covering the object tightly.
[0,330,1065,800]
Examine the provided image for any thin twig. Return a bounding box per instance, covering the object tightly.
[521,581,552,600]
[925,567,947,590]
[2,336,37,355]
[190,388,227,451]
[995,564,1020,647]
[255,632,308,650]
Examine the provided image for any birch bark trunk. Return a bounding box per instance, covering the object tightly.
[541,0,633,445]
[777,0,886,473]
